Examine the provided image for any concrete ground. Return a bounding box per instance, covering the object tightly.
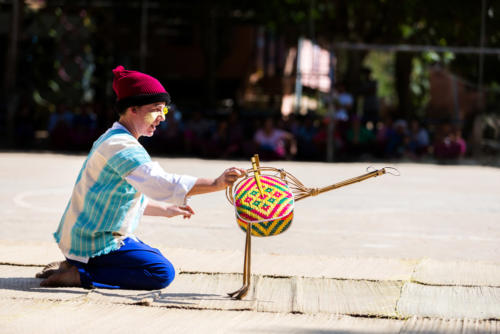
[1,152,500,333]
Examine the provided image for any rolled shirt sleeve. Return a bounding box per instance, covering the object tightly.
[125,161,197,205]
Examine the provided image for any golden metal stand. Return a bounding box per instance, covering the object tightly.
[227,220,252,299]
[227,154,261,299]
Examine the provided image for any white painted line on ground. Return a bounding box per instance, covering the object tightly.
[13,188,71,213]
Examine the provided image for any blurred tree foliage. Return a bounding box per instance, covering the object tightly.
[5,0,500,125]
[14,3,97,129]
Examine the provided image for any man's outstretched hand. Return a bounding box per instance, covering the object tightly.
[186,167,246,196]
[214,167,246,190]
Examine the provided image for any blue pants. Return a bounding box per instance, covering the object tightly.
[68,238,175,290]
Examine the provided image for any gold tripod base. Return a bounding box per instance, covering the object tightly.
[227,284,249,300]
[227,222,252,300]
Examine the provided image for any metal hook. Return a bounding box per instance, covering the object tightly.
[366,166,377,173]
[383,167,401,176]
[366,165,401,176]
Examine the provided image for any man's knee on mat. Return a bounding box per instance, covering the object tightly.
[145,260,176,289]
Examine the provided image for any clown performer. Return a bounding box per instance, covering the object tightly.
[36,66,245,289]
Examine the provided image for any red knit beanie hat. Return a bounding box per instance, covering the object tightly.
[112,65,171,112]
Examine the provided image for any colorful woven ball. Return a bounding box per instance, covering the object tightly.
[233,175,294,237]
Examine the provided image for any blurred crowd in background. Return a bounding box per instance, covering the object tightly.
[12,85,467,163]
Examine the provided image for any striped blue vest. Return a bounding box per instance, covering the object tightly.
[54,124,151,261]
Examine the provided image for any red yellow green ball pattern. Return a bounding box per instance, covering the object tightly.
[234,175,294,237]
